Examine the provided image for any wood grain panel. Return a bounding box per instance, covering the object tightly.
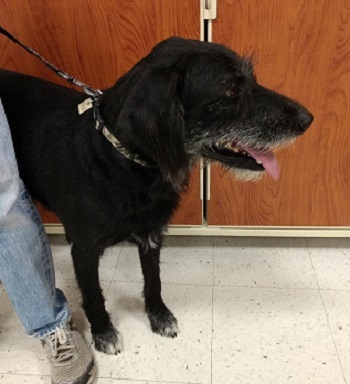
[171,163,203,225]
[0,0,202,225]
[209,0,350,226]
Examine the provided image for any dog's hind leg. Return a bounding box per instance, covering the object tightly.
[137,235,178,338]
[71,244,122,354]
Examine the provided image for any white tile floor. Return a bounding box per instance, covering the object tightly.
[1,236,350,383]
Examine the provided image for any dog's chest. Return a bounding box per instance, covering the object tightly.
[98,180,180,240]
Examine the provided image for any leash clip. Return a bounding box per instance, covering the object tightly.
[93,94,105,133]
[77,93,105,133]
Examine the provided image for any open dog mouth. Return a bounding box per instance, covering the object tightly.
[202,140,281,180]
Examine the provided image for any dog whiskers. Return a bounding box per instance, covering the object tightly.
[232,168,264,182]
[217,163,264,182]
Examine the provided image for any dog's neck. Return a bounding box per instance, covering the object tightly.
[81,90,157,169]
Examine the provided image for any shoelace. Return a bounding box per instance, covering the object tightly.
[46,328,76,365]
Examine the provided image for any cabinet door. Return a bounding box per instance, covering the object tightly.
[208,0,350,226]
[0,0,202,225]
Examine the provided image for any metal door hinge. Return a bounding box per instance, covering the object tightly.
[203,0,217,20]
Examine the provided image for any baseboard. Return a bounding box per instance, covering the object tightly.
[45,224,350,237]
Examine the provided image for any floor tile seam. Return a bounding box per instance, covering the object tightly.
[213,284,320,290]
[306,238,347,383]
[111,280,326,289]
[318,288,347,383]
[109,279,333,291]
[0,372,50,377]
[97,377,202,384]
[110,279,214,287]
[106,241,126,297]
[0,372,201,384]
[55,278,350,293]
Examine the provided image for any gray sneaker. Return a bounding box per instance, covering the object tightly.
[42,324,96,384]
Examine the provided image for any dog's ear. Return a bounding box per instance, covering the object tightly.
[117,69,189,189]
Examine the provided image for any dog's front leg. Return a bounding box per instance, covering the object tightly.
[71,244,122,354]
[137,236,178,338]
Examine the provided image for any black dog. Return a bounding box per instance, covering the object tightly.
[0,37,313,354]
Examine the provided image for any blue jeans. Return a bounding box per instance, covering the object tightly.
[0,100,71,338]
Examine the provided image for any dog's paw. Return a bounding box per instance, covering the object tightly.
[93,327,123,355]
[148,306,179,338]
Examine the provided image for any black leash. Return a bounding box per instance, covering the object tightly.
[0,25,156,168]
[0,25,106,132]
[0,26,102,99]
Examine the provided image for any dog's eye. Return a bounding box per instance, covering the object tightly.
[225,87,236,97]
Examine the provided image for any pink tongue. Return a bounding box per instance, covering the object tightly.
[244,147,280,180]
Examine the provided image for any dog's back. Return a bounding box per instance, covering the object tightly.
[0,70,101,219]
[0,69,178,243]
[0,69,82,122]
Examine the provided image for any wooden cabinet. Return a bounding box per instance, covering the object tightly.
[1,0,349,231]
[0,0,203,226]
[208,0,350,226]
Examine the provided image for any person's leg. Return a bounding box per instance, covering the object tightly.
[0,180,71,336]
[0,99,70,336]
[0,100,96,383]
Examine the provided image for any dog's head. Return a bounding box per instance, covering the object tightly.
[107,37,313,188]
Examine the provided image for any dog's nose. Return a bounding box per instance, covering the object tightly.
[297,109,314,131]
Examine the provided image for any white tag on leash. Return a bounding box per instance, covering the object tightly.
[78,98,93,115]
